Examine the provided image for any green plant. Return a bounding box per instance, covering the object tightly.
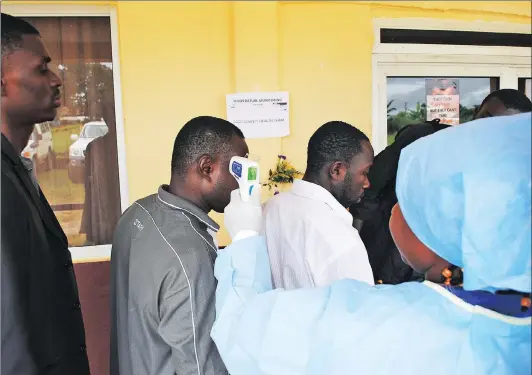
[387,99,396,119]
[263,155,303,194]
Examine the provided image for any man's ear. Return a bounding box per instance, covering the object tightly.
[1,78,7,97]
[197,154,214,181]
[328,161,346,182]
[1,58,6,97]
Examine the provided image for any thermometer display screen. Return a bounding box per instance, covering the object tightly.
[247,166,257,181]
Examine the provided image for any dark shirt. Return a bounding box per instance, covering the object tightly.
[351,121,450,284]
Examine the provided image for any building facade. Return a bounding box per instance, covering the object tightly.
[3,2,531,374]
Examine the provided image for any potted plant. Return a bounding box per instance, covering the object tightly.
[263,155,303,195]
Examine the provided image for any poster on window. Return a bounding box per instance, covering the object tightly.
[425,78,460,125]
[226,92,289,139]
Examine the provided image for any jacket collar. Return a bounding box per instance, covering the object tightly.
[1,133,68,247]
[1,133,21,165]
[290,179,353,225]
[157,185,220,232]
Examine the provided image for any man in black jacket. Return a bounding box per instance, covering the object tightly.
[350,120,449,284]
[1,13,90,374]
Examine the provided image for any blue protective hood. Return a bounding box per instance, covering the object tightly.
[396,113,531,293]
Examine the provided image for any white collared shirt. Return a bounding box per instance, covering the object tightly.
[263,179,374,289]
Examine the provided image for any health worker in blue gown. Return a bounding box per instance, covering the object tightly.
[213,112,532,375]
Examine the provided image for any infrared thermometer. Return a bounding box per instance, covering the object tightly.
[229,156,260,202]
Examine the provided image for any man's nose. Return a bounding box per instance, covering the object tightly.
[363,177,370,189]
[51,71,62,87]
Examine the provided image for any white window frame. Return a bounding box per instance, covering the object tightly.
[3,4,129,262]
[372,18,532,154]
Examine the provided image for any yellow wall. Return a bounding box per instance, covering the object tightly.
[115,1,529,245]
[6,1,531,246]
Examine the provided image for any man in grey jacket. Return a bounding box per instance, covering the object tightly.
[110,116,249,375]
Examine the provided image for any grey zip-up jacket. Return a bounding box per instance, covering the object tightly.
[110,185,228,375]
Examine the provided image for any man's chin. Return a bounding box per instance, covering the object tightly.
[213,203,229,214]
[35,110,57,124]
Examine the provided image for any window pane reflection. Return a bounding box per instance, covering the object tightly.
[518,78,531,101]
[22,17,121,247]
[386,77,499,145]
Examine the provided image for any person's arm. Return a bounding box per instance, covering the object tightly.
[211,235,376,375]
[1,173,39,374]
[157,245,227,375]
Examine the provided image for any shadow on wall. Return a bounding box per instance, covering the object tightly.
[75,261,111,375]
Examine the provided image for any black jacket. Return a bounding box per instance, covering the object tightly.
[1,134,90,374]
[351,121,450,284]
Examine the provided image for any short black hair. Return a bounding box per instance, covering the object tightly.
[1,13,40,56]
[306,121,370,175]
[479,89,532,113]
[171,116,245,176]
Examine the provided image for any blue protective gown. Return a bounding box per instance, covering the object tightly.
[211,113,532,375]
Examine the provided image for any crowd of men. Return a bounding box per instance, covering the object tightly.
[2,12,531,375]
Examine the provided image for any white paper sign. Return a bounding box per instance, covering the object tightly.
[226,92,289,139]
[425,78,460,125]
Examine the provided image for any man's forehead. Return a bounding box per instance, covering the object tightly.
[8,34,50,62]
[359,140,374,162]
[486,97,507,110]
[362,140,374,155]
[476,97,505,119]
[349,141,374,168]
[232,135,249,156]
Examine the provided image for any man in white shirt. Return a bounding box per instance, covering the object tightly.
[263,121,375,289]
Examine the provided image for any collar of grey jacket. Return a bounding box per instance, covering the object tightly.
[157,184,220,232]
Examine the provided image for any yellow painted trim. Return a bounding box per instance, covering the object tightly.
[277,1,531,20]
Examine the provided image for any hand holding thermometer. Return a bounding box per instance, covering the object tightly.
[229,156,260,202]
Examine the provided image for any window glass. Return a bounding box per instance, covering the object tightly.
[518,78,531,101]
[78,123,107,138]
[22,17,121,247]
[386,77,499,145]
